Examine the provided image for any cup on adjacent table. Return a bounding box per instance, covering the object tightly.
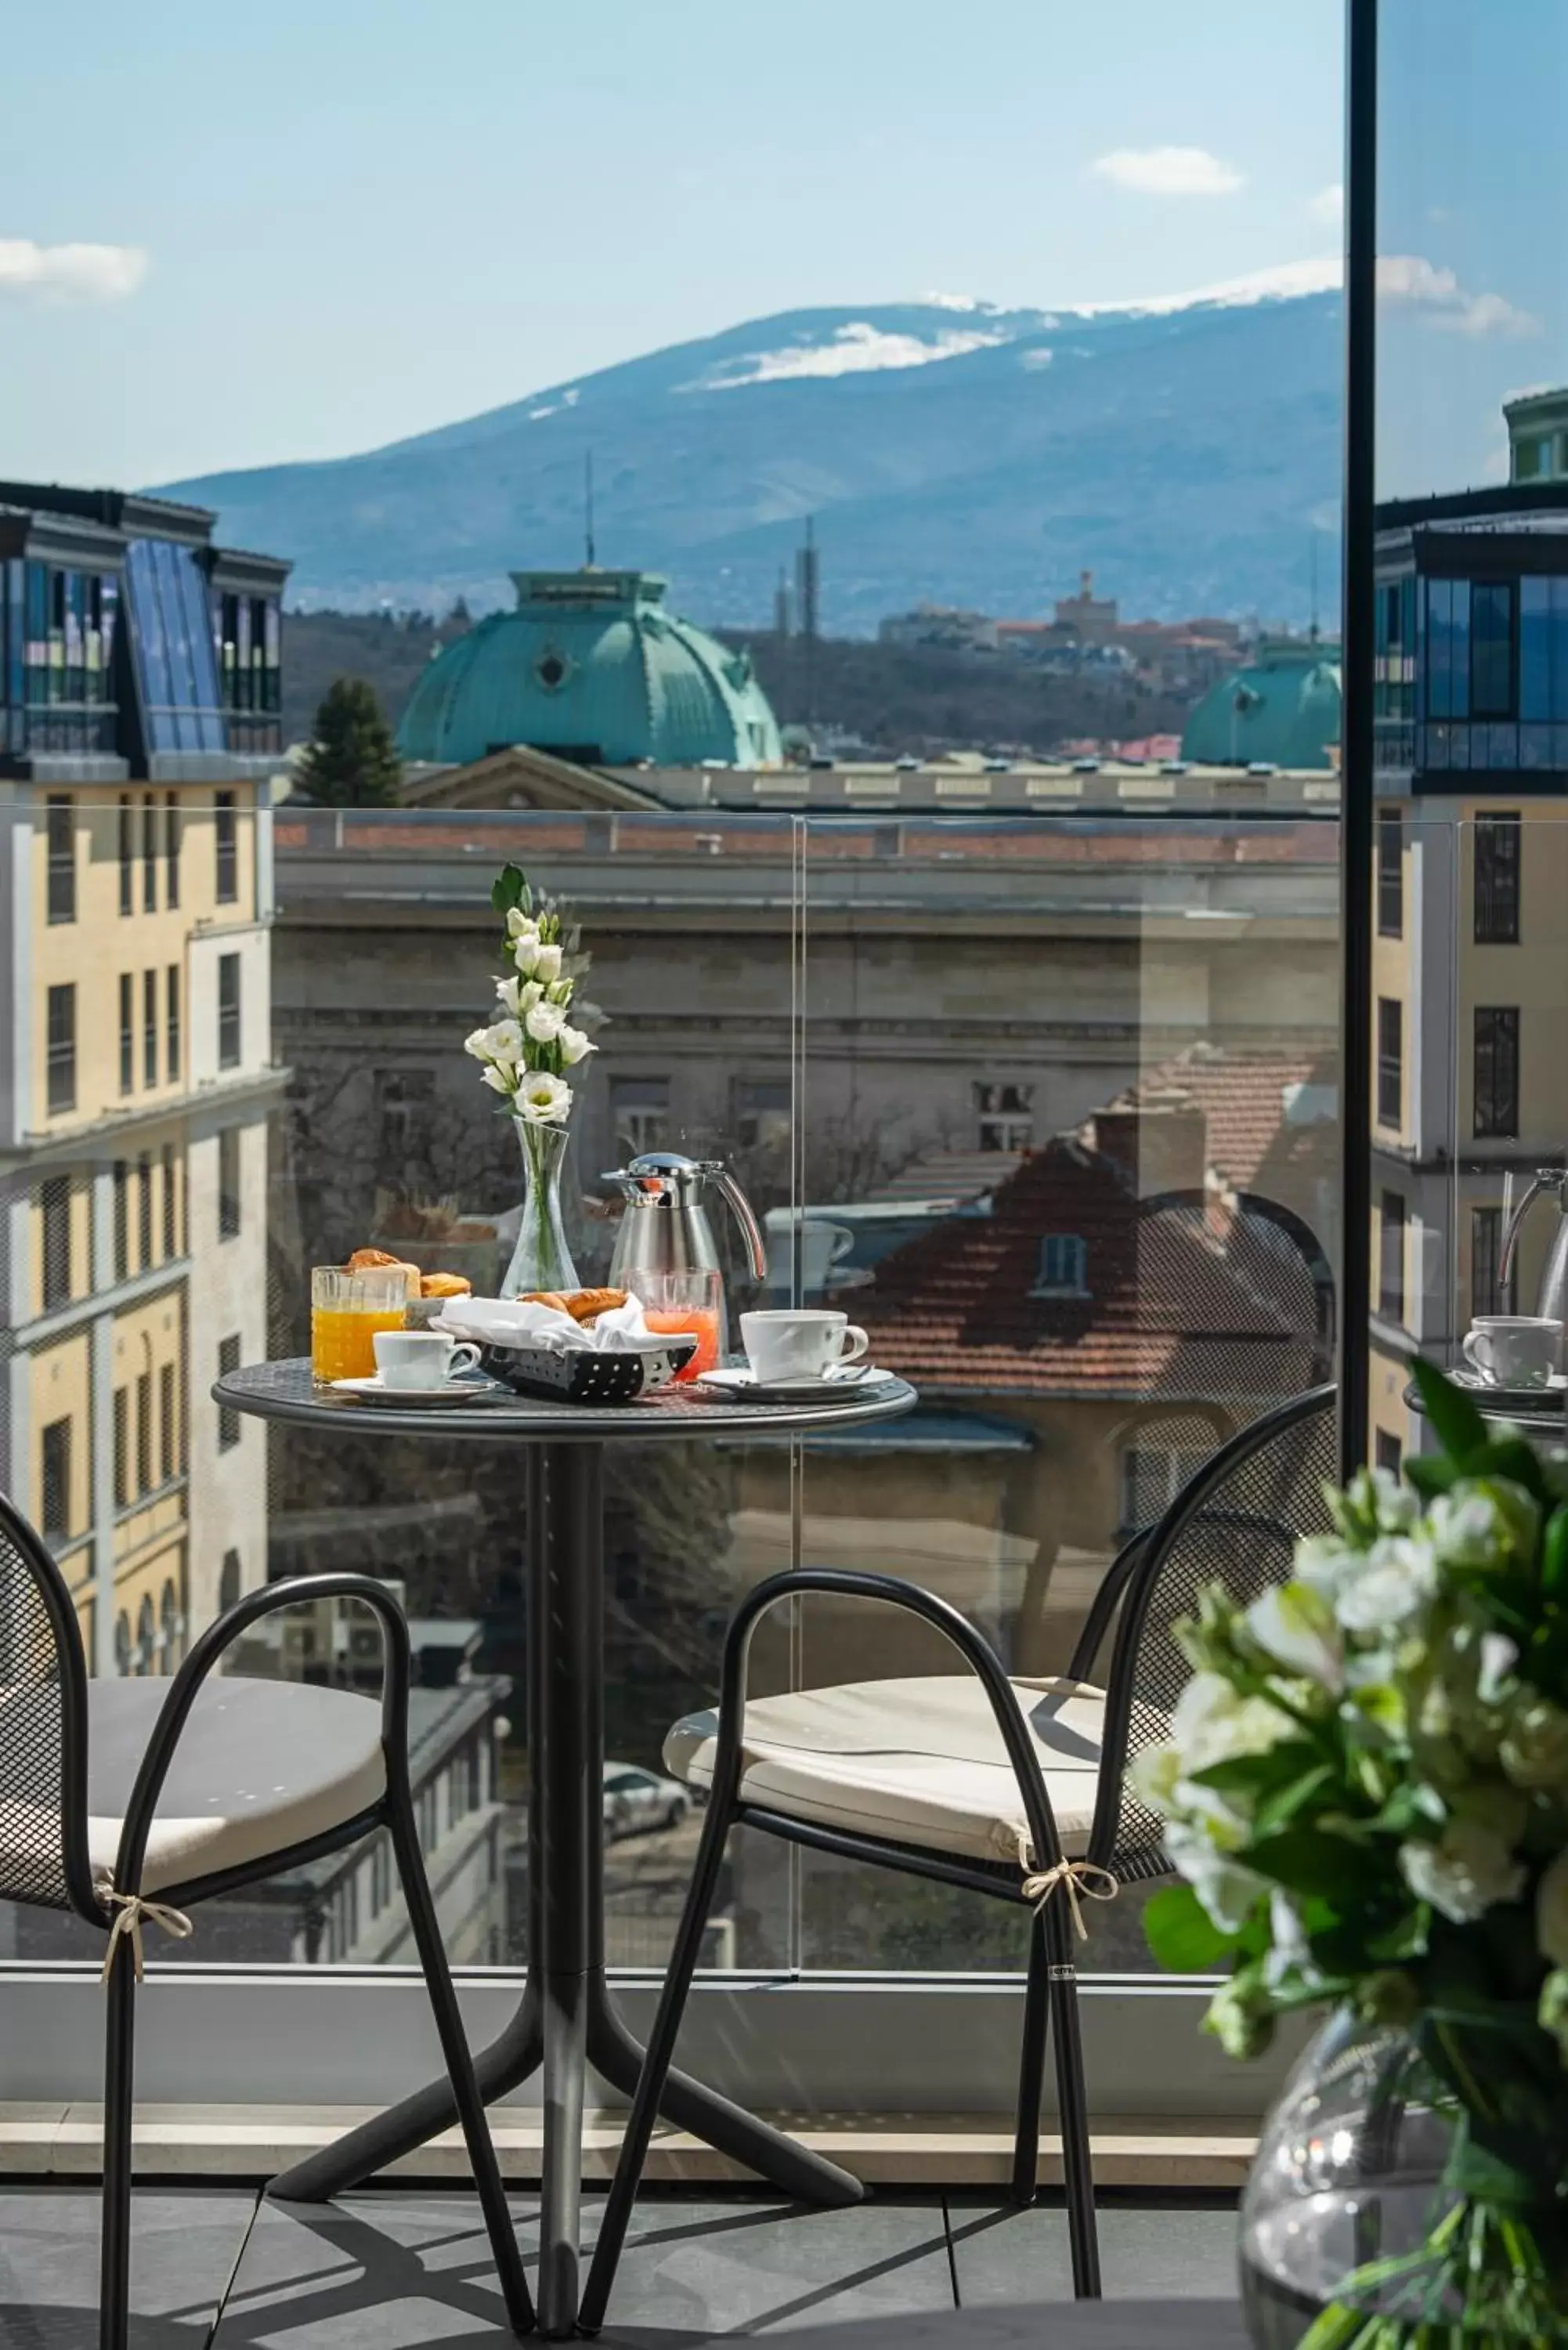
[371,1329,482,1390]
[739,1308,869,1384]
[1461,1314,1563,1390]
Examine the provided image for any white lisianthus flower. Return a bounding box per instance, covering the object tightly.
[1166,1824,1266,1934]
[479,1064,515,1096]
[1246,1582,1344,1695]
[494,975,523,1020]
[531,942,564,983]
[1367,1466,1420,1531]
[547,977,573,1004]
[558,1023,596,1066]
[1294,1534,1364,1600]
[1476,1632,1519,1707]
[506,908,539,942]
[1430,1484,1538,1574]
[515,1071,572,1123]
[1262,1887,1318,1992]
[1335,1535,1436,1633]
[464,1018,523,1068]
[1169,1672,1294,1776]
[1398,1820,1526,1924]
[525,1000,566,1045]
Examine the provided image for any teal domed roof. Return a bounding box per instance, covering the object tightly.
[1180,639,1342,772]
[397,569,783,769]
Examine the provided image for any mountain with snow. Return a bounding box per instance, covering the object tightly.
[155,269,1343,628]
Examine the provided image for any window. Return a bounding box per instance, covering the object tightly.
[218,1334,242,1448]
[113,1161,128,1282]
[219,1126,242,1238]
[1118,1437,1213,1535]
[159,1361,177,1484]
[119,973,134,1095]
[166,964,182,1083]
[1376,998,1402,1129]
[1470,580,1516,718]
[160,1581,180,1675]
[45,794,75,924]
[975,1080,1034,1152]
[376,1068,435,1170]
[1425,578,1471,721]
[162,1143,178,1258]
[143,968,158,1089]
[1379,1191,1406,1323]
[1475,814,1522,945]
[135,1594,155,1676]
[114,1613,132,1677]
[112,1388,129,1508]
[609,1075,670,1156]
[1377,811,1403,938]
[1472,1204,1514,1318]
[219,1549,242,1613]
[117,794,133,915]
[219,953,241,1068]
[1518,577,1568,722]
[215,791,237,902]
[732,1077,792,1151]
[1031,1234,1089,1296]
[46,984,76,1115]
[40,1175,72,1311]
[138,1152,154,1267]
[40,1418,71,1540]
[164,794,180,908]
[135,1370,152,1495]
[1375,1430,1403,1478]
[1474,1007,1521,1139]
[142,791,157,911]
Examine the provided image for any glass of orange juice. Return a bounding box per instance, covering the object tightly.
[636,1269,724,1381]
[311,1265,411,1383]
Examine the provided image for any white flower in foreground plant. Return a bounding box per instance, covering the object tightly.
[464,1019,523,1067]
[506,908,539,942]
[1294,1533,1364,1601]
[479,1064,515,1096]
[516,1071,572,1123]
[1246,1582,1344,1695]
[495,974,544,1021]
[525,999,566,1045]
[1168,1671,1294,1775]
[531,941,564,983]
[1165,1823,1266,1934]
[1263,1887,1319,1993]
[1476,1632,1519,1707]
[558,1023,596,1065]
[1399,1819,1526,1923]
[1430,1482,1539,1574]
[1335,1535,1436,1632]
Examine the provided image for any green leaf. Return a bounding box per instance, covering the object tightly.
[1543,1506,1568,1600]
[1409,1354,1487,1465]
[1403,1452,1461,1499]
[490,862,529,914]
[1245,1825,1367,1900]
[1252,1761,1338,1838]
[1458,1437,1550,1502]
[1187,1740,1321,1804]
[1142,1882,1240,1973]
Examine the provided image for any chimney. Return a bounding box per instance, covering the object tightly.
[1092,1089,1208,1198]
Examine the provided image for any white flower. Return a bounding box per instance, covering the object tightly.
[515,1071,572,1123]
[479,1064,515,1096]
[1539,1853,1568,1968]
[1167,1824,1266,1932]
[524,1000,566,1045]
[1367,1466,1420,1531]
[1294,1534,1364,1600]
[547,976,573,1004]
[1429,1488,1524,1574]
[532,942,564,982]
[1169,1672,1294,1777]
[558,1023,596,1066]
[1246,1582,1343,1695]
[1335,1535,1436,1633]
[1477,1632,1519,1707]
[495,974,544,1020]
[1263,1887,1319,1993]
[1502,1697,1568,1792]
[506,908,539,942]
[1399,1820,1526,1923]
[464,1018,523,1068]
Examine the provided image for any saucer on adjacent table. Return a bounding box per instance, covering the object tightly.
[1449,1365,1567,1397]
[330,1372,510,1408]
[695,1364,897,1405]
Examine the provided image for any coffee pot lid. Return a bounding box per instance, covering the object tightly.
[601,1151,721,1198]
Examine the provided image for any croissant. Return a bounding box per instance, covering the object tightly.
[348,1247,420,1288]
[420,1271,472,1299]
[521,1287,628,1325]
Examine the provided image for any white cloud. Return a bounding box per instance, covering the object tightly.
[1377,253,1536,338]
[0,238,147,302]
[1309,183,1345,227]
[1090,146,1244,197]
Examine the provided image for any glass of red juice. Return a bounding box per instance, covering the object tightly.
[635,1269,724,1379]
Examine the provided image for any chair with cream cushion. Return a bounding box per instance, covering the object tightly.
[0,1490,533,2348]
[580,1383,1337,2335]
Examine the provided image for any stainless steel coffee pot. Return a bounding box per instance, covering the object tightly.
[1498,1166,1568,1321]
[602,1152,768,1287]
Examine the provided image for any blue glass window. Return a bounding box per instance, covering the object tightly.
[125,538,225,754]
[1425,578,1472,721]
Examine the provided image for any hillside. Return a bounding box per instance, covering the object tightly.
[162,280,1342,634]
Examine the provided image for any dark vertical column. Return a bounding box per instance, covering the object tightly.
[1339,0,1379,1479]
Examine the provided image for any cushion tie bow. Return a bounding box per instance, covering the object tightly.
[100,1889,195,1984]
[1015,1839,1120,1940]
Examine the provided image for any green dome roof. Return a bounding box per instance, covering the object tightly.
[1180,639,1342,771]
[396,569,783,769]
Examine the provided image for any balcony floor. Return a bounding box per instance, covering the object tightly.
[0,2183,1241,2343]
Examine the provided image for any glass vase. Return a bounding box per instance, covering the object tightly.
[500,1115,580,1296]
[1241,2005,1568,2346]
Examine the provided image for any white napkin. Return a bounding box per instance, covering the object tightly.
[432,1294,659,1353]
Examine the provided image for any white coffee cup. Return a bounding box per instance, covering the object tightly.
[1461,1315,1563,1390]
[373,1329,482,1390]
[740,1309,869,1384]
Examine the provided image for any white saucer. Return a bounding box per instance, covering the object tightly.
[695,1364,897,1405]
[1451,1366,1567,1394]
[330,1372,509,1407]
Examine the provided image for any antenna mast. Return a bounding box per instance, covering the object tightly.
[584,451,596,569]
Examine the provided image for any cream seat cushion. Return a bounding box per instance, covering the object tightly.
[665,1676,1110,1872]
[85,1676,387,1896]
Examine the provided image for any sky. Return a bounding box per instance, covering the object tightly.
[0,0,1348,487]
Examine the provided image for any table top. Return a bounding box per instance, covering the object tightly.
[687,2305,1247,2349]
[214,1356,919,1445]
[1403,1376,1564,1434]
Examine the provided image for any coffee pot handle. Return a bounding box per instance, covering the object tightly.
[713,1166,768,1282]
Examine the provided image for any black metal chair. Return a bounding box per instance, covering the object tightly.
[578,1383,1338,2336]
[0,1491,534,2348]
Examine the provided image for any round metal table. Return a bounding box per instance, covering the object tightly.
[214,1357,916,2335]
[1403,1376,1564,1437]
[688,2305,1248,2348]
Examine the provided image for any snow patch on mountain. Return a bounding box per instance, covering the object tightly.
[681,320,1012,392]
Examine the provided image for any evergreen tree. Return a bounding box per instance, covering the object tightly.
[298,676,402,805]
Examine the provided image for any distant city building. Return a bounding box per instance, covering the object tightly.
[396,569,783,770]
[0,483,287,1671]
[1180,636,1342,770]
[877,605,1000,653]
[1505,387,1568,485]
[1053,569,1121,643]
